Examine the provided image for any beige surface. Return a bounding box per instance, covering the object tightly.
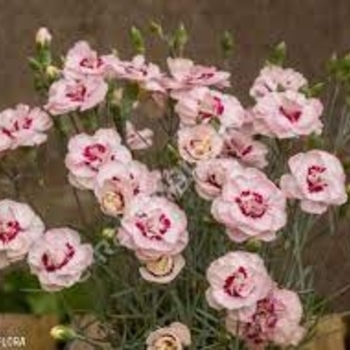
[0,314,57,350]
[1,0,350,106]
[303,314,346,350]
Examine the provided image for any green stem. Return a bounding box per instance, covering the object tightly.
[52,117,89,229]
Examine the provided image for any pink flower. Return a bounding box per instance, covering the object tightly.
[280,150,348,214]
[107,55,164,92]
[0,200,45,269]
[126,121,154,150]
[163,58,230,90]
[65,128,132,190]
[139,254,185,284]
[117,195,189,261]
[226,288,305,349]
[27,228,93,291]
[63,41,110,79]
[94,160,160,216]
[178,125,223,163]
[94,162,134,217]
[146,322,191,350]
[252,91,323,139]
[174,87,245,128]
[212,168,287,242]
[45,76,108,116]
[0,104,52,151]
[193,158,243,200]
[250,65,307,99]
[206,251,273,311]
[220,129,269,169]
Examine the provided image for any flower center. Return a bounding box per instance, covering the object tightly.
[66,84,87,102]
[135,212,171,241]
[188,68,215,83]
[145,256,175,277]
[279,101,302,123]
[154,335,179,350]
[0,220,21,244]
[199,96,225,120]
[80,57,103,69]
[102,190,126,215]
[124,64,148,77]
[14,117,33,131]
[223,138,253,159]
[189,137,212,158]
[307,165,327,193]
[236,191,267,218]
[207,171,224,189]
[224,267,250,297]
[254,298,279,329]
[1,116,33,138]
[83,143,108,170]
[42,243,75,272]
[243,297,280,345]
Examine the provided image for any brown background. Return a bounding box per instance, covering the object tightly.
[1,0,350,106]
[0,0,350,312]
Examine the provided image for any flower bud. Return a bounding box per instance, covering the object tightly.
[221,31,234,58]
[46,65,60,78]
[267,41,287,66]
[101,227,116,240]
[50,325,77,341]
[245,238,262,252]
[36,27,52,46]
[130,26,145,54]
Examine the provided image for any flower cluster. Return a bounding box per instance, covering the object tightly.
[206,251,305,348]
[0,200,92,291]
[0,27,349,349]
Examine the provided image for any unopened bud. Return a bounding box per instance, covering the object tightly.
[130,26,145,54]
[36,27,52,46]
[101,227,116,239]
[50,325,77,341]
[150,21,164,37]
[267,41,287,66]
[245,238,262,252]
[46,65,60,78]
[221,31,234,58]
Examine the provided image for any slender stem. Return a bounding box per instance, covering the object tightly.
[52,117,89,228]
[0,164,21,199]
[69,114,81,133]
[294,224,306,290]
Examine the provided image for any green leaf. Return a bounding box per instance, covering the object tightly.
[327,53,338,75]
[149,21,164,38]
[37,47,52,66]
[130,26,145,54]
[28,57,42,71]
[306,133,324,149]
[327,52,350,83]
[267,41,287,66]
[172,23,189,55]
[220,31,234,58]
[27,293,61,315]
[301,82,325,97]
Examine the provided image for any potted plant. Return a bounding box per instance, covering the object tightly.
[0,24,349,349]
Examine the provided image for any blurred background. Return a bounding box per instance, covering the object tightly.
[0,1,350,347]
